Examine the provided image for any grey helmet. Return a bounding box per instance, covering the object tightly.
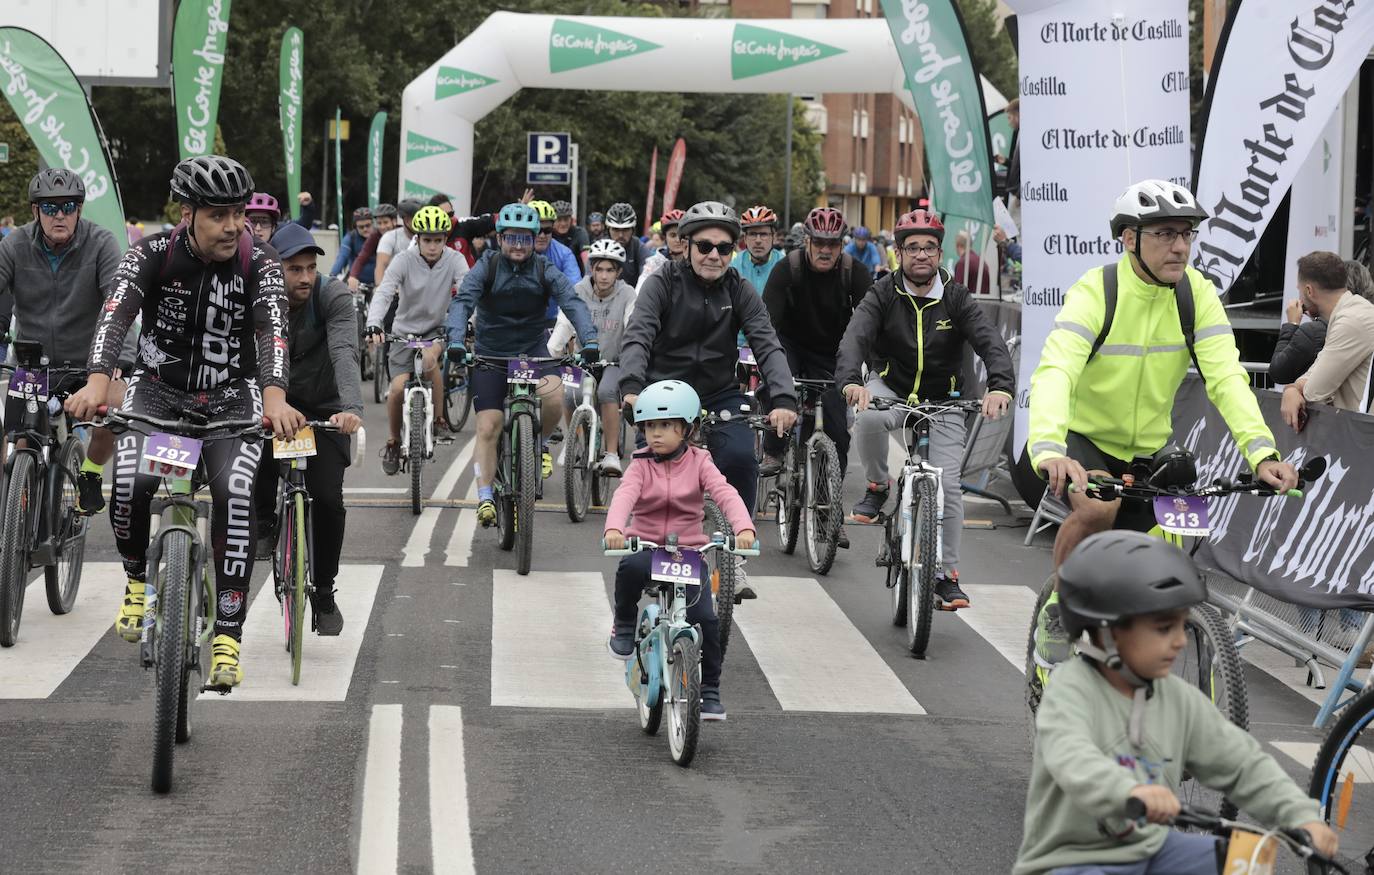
[170,155,254,207]
[29,168,86,203]
[604,202,637,229]
[398,199,424,222]
[1057,531,1206,643]
[678,201,741,241]
[551,199,574,218]
[373,203,398,220]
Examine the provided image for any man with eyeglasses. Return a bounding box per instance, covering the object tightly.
[837,209,1014,611]
[603,203,656,287]
[550,200,591,272]
[731,205,785,296]
[447,203,598,526]
[0,168,130,514]
[1027,179,1297,673]
[530,200,582,280]
[635,209,687,290]
[619,201,797,518]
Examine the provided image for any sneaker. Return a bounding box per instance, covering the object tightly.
[254,522,277,561]
[77,470,105,514]
[934,570,970,610]
[758,454,783,477]
[208,634,243,688]
[313,587,343,636]
[1034,589,1074,675]
[837,528,850,550]
[701,685,727,721]
[115,579,146,643]
[607,620,635,659]
[548,426,564,444]
[476,498,497,527]
[735,563,756,601]
[599,452,623,476]
[433,420,456,445]
[850,482,890,523]
[380,441,401,476]
[541,451,554,479]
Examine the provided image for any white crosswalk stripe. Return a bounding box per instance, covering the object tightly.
[956,583,1041,673]
[0,563,124,699]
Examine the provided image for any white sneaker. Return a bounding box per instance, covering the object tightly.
[599,452,623,475]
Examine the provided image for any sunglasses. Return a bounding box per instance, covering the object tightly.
[502,233,534,248]
[693,240,735,257]
[38,201,80,217]
[537,227,554,236]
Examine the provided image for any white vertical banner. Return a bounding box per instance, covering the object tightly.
[1011,0,1191,457]
[1281,107,1343,309]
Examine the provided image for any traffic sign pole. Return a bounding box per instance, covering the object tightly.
[569,143,579,222]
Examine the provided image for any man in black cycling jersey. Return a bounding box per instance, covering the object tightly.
[67,155,306,689]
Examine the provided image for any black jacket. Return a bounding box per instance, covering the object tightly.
[1269,319,1327,385]
[835,267,1014,400]
[286,275,363,418]
[762,250,871,359]
[619,259,796,410]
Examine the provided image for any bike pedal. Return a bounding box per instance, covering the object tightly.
[200,683,234,696]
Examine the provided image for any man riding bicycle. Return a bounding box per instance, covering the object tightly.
[731,205,785,295]
[66,155,307,689]
[531,199,583,282]
[331,207,374,282]
[1027,179,1298,667]
[636,209,686,290]
[446,203,598,526]
[550,200,590,272]
[246,192,281,245]
[837,209,1014,610]
[603,202,655,287]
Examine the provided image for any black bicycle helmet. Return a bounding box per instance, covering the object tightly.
[1057,531,1207,641]
[29,168,86,203]
[551,199,574,218]
[678,201,741,241]
[1149,443,1198,489]
[398,199,424,222]
[352,207,373,223]
[373,203,398,220]
[604,202,637,229]
[170,155,254,207]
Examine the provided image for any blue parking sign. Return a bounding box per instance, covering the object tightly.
[527,132,571,185]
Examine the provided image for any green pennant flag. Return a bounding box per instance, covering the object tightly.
[278,27,304,219]
[730,24,845,80]
[367,111,386,209]
[402,179,441,201]
[548,19,661,73]
[172,0,233,160]
[435,66,497,100]
[0,28,126,249]
[406,130,457,162]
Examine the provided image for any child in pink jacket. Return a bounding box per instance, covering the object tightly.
[604,380,755,721]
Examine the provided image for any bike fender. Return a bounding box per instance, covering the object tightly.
[671,625,700,647]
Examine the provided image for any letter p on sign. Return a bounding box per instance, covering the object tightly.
[537,135,561,162]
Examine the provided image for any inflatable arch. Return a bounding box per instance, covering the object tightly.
[400,12,1007,214]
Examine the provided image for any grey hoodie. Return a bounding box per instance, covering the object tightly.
[367,244,468,337]
[547,276,636,357]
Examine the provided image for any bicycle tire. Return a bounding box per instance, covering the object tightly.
[45,438,87,615]
[666,637,702,767]
[705,498,735,657]
[445,361,472,433]
[1172,603,1246,821]
[564,409,593,522]
[496,426,515,552]
[176,562,209,745]
[513,412,536,575]
[278,490,294,653]
[372,343,388,404]
[637,646,663,736]
[888,483,908,627]
[290,493,307,685]
[1309,683,1374,873]
[0,454,37,647]
[906,477,938,657]
[1024,572,1057,740]
[408,392,425,516]
[776,440,801,555]
[152,529,192,794]
[593,418,627,508]
[804,436,843,575]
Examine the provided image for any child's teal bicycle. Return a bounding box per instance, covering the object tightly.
[604,532,758,767]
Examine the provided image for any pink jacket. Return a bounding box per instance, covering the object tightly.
[604,446,754,548]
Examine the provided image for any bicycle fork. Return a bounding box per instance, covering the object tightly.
[899,466,946,574]
[141,497,211,671]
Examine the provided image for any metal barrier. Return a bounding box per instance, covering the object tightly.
[960,408,1015,514]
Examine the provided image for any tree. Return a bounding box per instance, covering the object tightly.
[0,99,39,220]
[954,0,1018,100]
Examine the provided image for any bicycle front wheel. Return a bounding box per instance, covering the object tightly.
[564,409,593,522]
[153,530,193,794]
[372,344,388,404]
[775,441,800,555]
[445,361,472,433]
[1024,572,1057,740]
[666,636,702,767]
[1172,603,1247,821]
[408,392,425,515]
[905,477,938,657]
[513,412,536,575]
[803,436,843,575]
[1310,684,1374,872]
[0,453,38,647]
[45,437,88,615]
[289,493,308,685]
[705,498,736,657]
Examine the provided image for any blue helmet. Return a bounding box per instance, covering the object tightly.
[497,202,540,233]
[633,380,700,429]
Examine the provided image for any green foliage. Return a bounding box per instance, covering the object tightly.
[0,99,39,221]
[953,0,1017,100]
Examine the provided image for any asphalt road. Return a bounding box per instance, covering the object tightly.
[0,393,1342,874]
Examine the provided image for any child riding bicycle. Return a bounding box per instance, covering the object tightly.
[603,380,755,721]
[1014,530,1336,874]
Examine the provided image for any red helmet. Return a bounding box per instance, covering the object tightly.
[894,209,944,245]
[659,208,684,229]
[741,205,777,229]
[804,207,846,240]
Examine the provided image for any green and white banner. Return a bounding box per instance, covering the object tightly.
[0,28,126,248]
[278,26,304,220]
[171,0,233,160]
[367,111,386,209]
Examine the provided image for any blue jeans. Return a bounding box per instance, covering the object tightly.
[1049,830,1219,875]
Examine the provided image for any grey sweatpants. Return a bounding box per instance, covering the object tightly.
[853,377,966,571]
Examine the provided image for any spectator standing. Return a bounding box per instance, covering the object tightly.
[1280,251,1374,429]
[951,229,994,295]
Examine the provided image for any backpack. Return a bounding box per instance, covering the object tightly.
[1090,262,1204,382]
[786,248,852,294]
[159,222,254,281]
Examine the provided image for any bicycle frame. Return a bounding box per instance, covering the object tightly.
[627,565,701,710]
[894,413,946,576]
[571,367,601,463]
[275,459,315,605]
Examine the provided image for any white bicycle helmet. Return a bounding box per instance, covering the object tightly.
[587,238,626,265]
[1109,180,1208,238]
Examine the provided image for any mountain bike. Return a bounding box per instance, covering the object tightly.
[0,344,92,647]
[1024,456,1324,819]
[354,283,373,381]
[443,323,474,434]
[866,396,983,658]
[381,332,444,515]
[371,336,389,404]
[1122,799,1348,873]
[604,533,758,767]
[764,378,844,575]
[1309,680,1374,874]
[99,408,267,794]
[563,360,616,522]
[469,354,576,575]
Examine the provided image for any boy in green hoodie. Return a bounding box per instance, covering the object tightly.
[1014,531,1337,874]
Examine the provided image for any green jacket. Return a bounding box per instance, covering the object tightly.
[1028,256,1279,473]
[1014,657,1319,874]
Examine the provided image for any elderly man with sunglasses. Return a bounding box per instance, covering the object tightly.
[0,169,130,514]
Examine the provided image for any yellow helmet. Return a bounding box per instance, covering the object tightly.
[529,200,557,222]
[411,205,452,234]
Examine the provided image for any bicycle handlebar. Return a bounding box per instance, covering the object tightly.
[602,534,760,557]
[1071,457,1327,503]
[1122,799,1346,874]
[867,396,985,414]
[91,408,270,441]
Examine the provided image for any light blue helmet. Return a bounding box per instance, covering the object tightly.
[496,202,540,233]
[633,380,700,429]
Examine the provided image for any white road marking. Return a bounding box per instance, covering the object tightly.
[201,564,383,702]
[357,704,402,875]
[429,705,476,875]
[1281,740,1374,786]
[444,477,479,567]
[1241,640,1328,706]
[0,563,124,699]
[343,487,408,494]
[733,576,924,714]
[956,584,1041,673]
[401,440,474,568]
[490,570,631,708]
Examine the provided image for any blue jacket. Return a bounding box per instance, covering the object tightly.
[730,248,783,297]
[542,237,580,319]
[843,240,882,271]
[448,250,596,357]
[331,229,374,284]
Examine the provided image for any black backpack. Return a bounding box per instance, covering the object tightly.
[1090,262,1203,382]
